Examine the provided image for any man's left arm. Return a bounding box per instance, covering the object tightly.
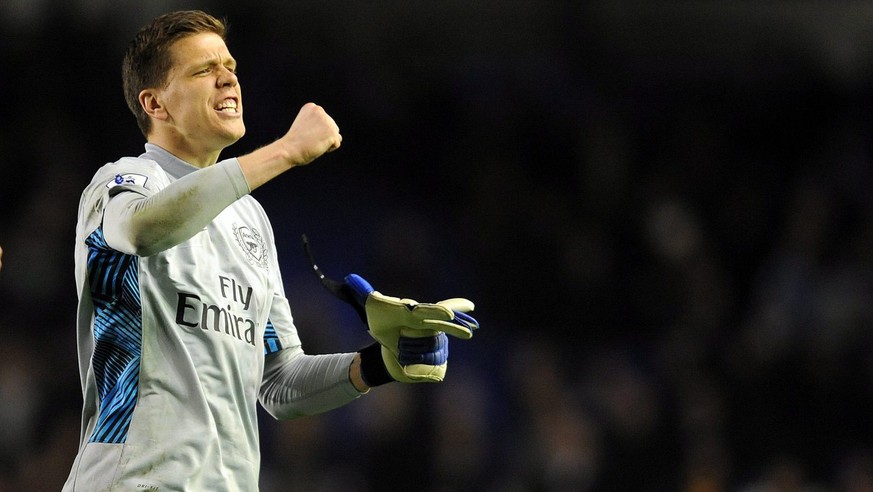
[258,243,479,420]
[257,277,365,420]
[259,345,363,420]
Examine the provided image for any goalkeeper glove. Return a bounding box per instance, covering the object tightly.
[302,235,479,384]
[345,273,478,383]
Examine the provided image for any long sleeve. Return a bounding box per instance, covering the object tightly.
[259,346,363,420]
[103,159,250,256]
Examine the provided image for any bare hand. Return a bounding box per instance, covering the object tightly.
[281,103,342,166]
[236,103,343,190]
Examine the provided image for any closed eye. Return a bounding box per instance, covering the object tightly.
[193,65,237,76]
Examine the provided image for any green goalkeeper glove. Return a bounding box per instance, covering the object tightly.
[302,235,479,384]
[345,273,478,383]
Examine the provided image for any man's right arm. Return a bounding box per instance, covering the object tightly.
[103,159,249,256]
[103,103,341,257]
[237,102,341,191]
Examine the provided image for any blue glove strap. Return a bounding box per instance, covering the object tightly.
[398,333,449,366]
[344,273,373,307]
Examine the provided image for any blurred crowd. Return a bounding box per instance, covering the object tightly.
[4,2,873,491]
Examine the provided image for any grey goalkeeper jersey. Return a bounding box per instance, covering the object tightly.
[64,144,361,491]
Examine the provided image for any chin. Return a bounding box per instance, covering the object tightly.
[224,124,246,144]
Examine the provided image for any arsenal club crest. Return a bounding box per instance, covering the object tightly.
[233,224,268,269]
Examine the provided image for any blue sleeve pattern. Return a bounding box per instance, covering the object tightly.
[85,227,143,444]
[263,319,282,355]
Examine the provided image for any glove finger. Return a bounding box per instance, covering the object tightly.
[436,298,479,333]
[421,319,474,340]
[367,292,477,340]
[369,291,417,308]
[437,298,475,313]
[367,291,420,327]
[410,302,455,322]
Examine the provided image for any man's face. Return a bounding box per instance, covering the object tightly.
[156,32,244,154]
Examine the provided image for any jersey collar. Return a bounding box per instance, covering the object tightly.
[141,143,199,180]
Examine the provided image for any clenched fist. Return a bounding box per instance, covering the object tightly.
[281,102,342,167]
[237,102,342,190]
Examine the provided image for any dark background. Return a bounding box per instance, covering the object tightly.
[3,1,873,490]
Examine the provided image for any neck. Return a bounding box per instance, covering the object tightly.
[147,134,223,168]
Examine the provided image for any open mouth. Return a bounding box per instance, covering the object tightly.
[214,98,239,113]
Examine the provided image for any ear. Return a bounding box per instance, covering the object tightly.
[139,89,168,122]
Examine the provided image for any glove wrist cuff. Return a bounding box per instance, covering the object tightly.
[359,342,394,387]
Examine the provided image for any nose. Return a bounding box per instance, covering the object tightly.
[217,66,238,87]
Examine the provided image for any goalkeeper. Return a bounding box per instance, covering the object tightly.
[63,10,478,492]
